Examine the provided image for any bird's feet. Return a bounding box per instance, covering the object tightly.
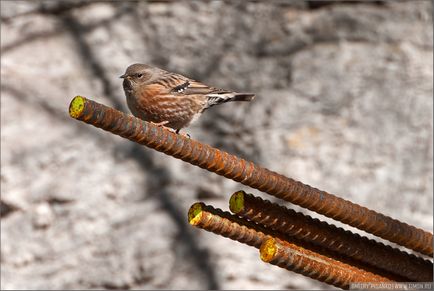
[150,120,170,127]
[149,121,190,138]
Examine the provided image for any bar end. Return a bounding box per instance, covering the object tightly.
[188,203,204,225]
[260,238,277,262]
[69,96,86,119]
[229,190,245,214]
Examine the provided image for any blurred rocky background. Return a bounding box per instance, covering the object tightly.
[1,0,432,289]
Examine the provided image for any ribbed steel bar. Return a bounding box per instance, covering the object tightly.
[188,202,268,248]
[69,96,433,256]
[229,191,433,282]
[188,203,392,289]
[260,238,392,290]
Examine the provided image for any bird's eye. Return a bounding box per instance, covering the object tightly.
[137,73,143,78]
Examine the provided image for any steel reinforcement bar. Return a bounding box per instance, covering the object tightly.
[229,191,433,282]
[188,202,392,289]
[68,96,433,256]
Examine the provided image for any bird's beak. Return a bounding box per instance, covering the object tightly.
[119,74,127,79]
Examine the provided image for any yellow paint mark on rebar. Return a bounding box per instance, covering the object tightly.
[188,203,204,225]
[229,190,245,214]
[69,96,86,119]
[260,238,277,262]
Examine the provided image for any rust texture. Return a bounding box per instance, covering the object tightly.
[229,191,433,282]
[189,203,393,289]
[260,238,392,290]
[69,96,433,256]
[188,202,306,249]
[188,202,268,248]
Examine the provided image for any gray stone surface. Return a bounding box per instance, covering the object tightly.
[1,0,432,289]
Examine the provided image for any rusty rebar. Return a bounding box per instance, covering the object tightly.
[188,202,268,248]
[229,191,433,282]
[69,96,433,256]
[188,203,392,289]
[260,238,392,289]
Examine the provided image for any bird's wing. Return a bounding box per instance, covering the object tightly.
[155,72,229,96]
[181,80,230,95]
[154,72,254,109]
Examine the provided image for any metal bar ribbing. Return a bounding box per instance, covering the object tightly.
[69,96,433,256]
[260,238,392,289]
[188,202,269,248]
[229,191,433,282]
[188,203,392,289]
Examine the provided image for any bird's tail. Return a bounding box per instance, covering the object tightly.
[231,93,255,102]
[206,92,255,108]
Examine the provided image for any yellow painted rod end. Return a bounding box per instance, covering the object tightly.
[260,238,277,262]
[69,96,86,119]
[229,190,246,214]
[188,202,204,226]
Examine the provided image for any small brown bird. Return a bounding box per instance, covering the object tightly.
[120,64,255,133]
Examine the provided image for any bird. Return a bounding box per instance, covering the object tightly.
[120,64,255,133]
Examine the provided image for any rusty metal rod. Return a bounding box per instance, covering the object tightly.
[188,202,269,248]
[188,203,393,289]
[189,202,315,250]
[229,191,433,282]
[69,96,433,256]
[189,203,393,288]
[260,238,392,289]
[191,202,406,283]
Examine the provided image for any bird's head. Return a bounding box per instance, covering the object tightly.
[120,63,159,92]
